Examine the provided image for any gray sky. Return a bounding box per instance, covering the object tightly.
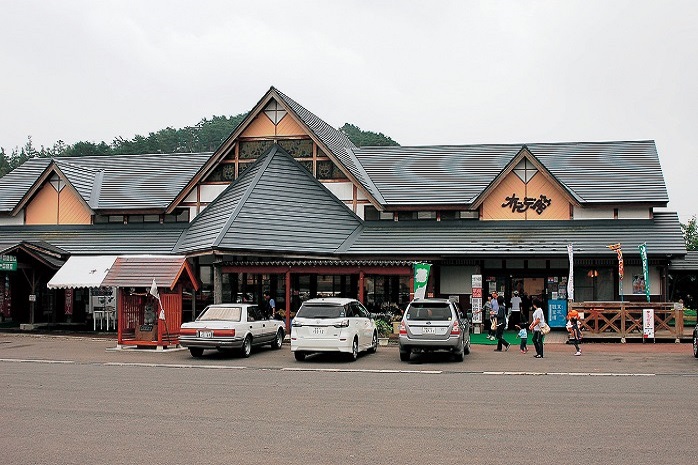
[2,1,696,221]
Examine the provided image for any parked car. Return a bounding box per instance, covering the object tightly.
[693,323,697,358]
[179,303,285,358]
[291,297,377,361]
[398,298,470,362]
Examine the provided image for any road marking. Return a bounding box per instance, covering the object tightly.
[483,371,656,376]
[282,367,443,374]
[0,358,75,364]
[103,362,246,370]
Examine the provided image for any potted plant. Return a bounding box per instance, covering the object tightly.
[375,319,392,345]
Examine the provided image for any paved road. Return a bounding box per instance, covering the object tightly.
[1,334,696,465]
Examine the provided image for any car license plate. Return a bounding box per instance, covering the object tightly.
[422,327,436,335]
[313,327,325,335]
[198,330,213,338]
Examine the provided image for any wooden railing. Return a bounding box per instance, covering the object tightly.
[568,302,684,342]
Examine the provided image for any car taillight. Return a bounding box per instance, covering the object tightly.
[399,321,407,335]
[333,319,350,328]
[451,321,461,335]
[214,329,235,337]
[180,328,196,335]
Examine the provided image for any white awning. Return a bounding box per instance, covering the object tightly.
[47,255,118,289]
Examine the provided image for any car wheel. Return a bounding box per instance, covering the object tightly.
[271,329,284,350]
[367,331,378,353]
[240,335,252,358]
[294,351,306,361]
[399,349,410,362]
[463,339,471,355]
[348,337,359,361]
[454,346,465,362]
[189,347,204,358]
[693,333,698,358]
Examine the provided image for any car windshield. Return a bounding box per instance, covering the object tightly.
[296,304,345,319]
[197,306,242,322]
[406,303,453,321]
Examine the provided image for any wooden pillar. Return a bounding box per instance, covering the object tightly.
[117,288,123,345]
[213,263,223,304]
[358,270,365,304]
[285,269,291,333]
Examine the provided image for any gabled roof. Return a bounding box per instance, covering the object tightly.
[101,255,199,291]
[352,140,668,207]
[0,157,52,212]
[0,224,187,255]
[175,144,363,255]
[0,153,211,214]
[341,212,685,257]
[173,86,381,212]
[469,146,581,209]
[0,240,70,269]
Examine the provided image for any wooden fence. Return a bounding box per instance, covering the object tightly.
[568,302,684,342]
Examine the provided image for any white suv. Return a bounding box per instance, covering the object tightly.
[398,298,470,362]
[291,298,377,361]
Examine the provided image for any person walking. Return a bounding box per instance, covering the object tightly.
[484,295,496,340]
[529,298,545,358]
[494,295,510,352]
[567,310,582,356]
[263,291,276,319]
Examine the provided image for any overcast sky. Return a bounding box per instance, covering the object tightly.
[2,1,696,221]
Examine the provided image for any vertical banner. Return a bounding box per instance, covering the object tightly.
[638,243,651,302]
[643,308,655,340]
[413,263,431,300]
[607,243,624,301]
[64,289,74,316]
[566,244,575,302]
[471,274,483,324]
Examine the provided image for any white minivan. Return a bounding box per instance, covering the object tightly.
[291,297,377,361]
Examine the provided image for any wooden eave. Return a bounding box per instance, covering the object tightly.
[469,146,581,210]
[11,161,94,217]
[167,87,382,214]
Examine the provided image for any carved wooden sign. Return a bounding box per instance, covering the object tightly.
[502,194,552,215]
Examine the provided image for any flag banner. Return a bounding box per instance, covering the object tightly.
[638,243,650,302]
[159,309,166,321]
[413,263,431,299]
[149,279,160,301]
[567,244,575,301]
[607,243,624,300]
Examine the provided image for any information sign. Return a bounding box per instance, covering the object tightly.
[0,254,17,272]
[643,308,655,339]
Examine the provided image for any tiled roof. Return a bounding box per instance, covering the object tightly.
[0,158,51,211]
[175,144,362,255]
[341,212,685,257]
[352,141,668,206]
[102,255,197,290]
[0,152,211,213]
[0,224,186,255]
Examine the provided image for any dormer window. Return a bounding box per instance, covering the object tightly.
[264,99,287,125]
[513,158,537,184]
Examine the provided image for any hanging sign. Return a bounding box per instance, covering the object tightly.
[64,289,74,316]
[0,254,17,272]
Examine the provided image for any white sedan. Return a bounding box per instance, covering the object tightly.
[291,297,378,361]
[179,303,285,358]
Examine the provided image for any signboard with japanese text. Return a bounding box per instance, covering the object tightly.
[471,275,483,323]
[547,299,568,328]
[643,308,655,339]
[0,254,17,272]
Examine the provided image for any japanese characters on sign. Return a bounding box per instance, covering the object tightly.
[501,194,552,215]
[0,254,18,272]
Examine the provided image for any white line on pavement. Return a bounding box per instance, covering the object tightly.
[0,358,75,364]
